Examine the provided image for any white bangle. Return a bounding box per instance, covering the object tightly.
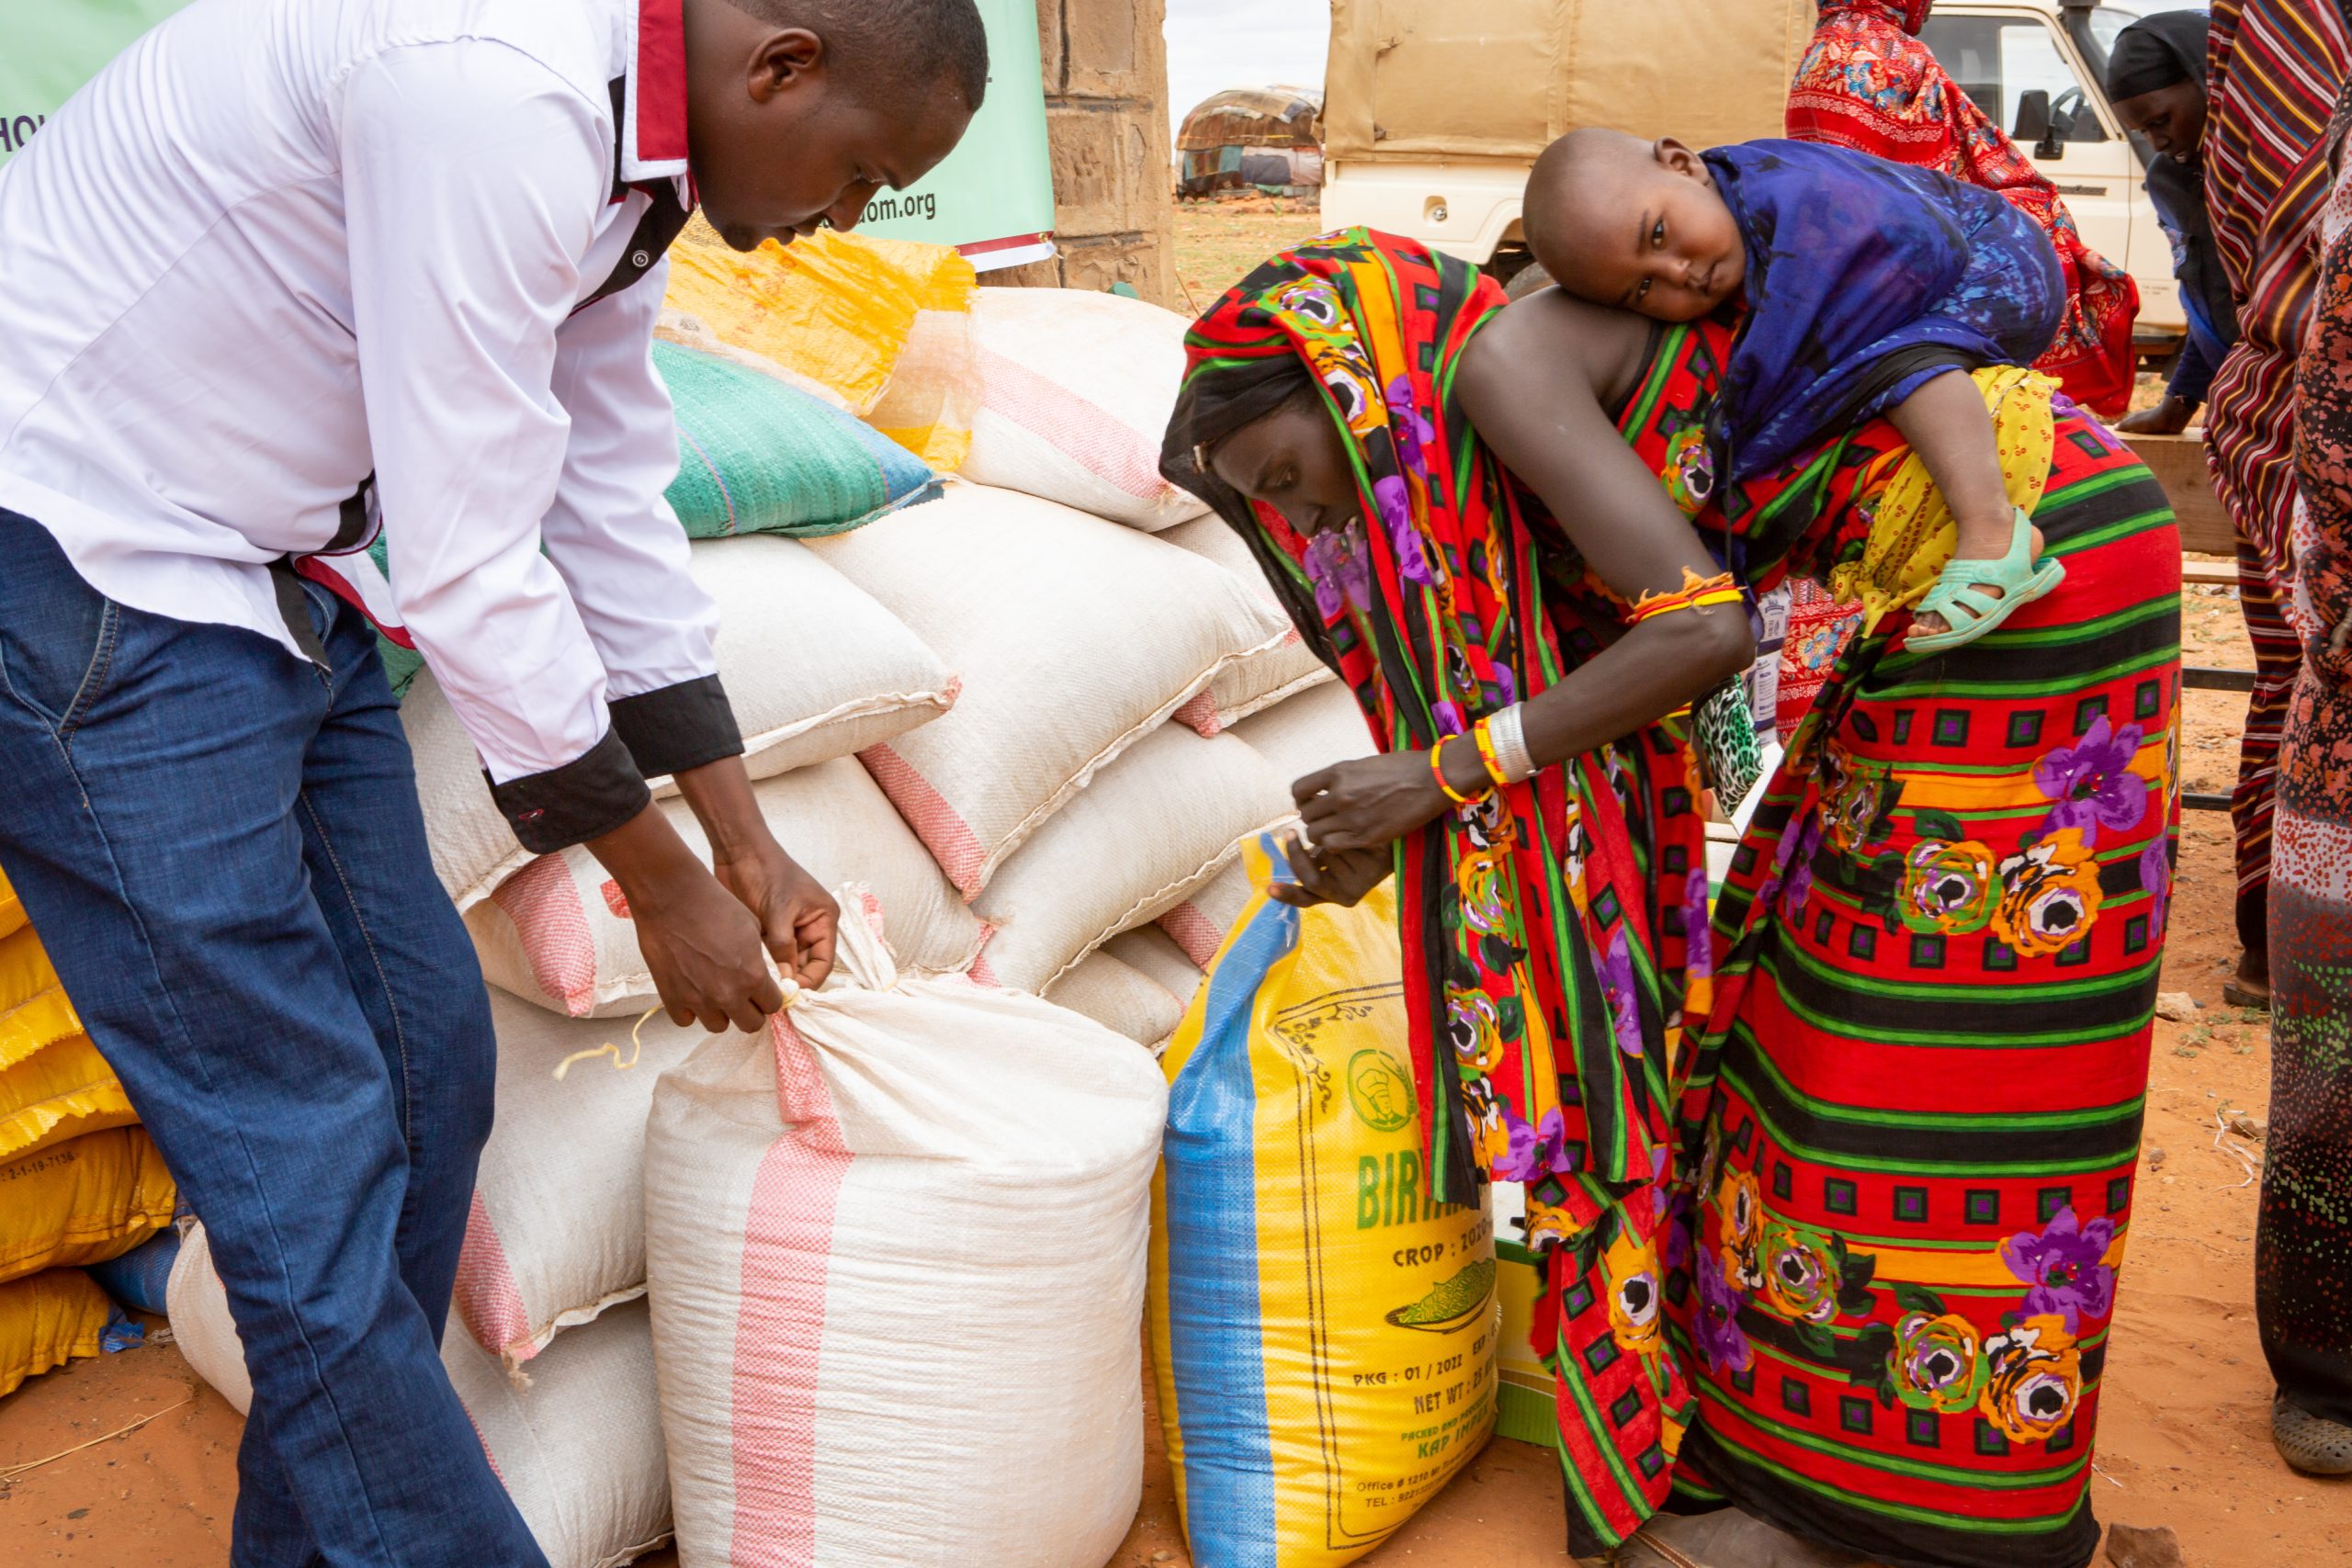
[1490,704,1536,784]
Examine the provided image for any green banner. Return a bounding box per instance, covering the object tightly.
[1,0,1058,267]
[852,0,1057,268]
[0,1,189,164]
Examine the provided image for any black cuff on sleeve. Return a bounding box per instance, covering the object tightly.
[608,674,745,781]
[490,728,652,855]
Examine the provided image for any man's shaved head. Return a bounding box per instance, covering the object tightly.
[685,0,987,251]
[729,0,990,110]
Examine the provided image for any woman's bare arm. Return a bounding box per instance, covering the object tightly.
[1290,292,1757,872]
[1452,292,1754,770]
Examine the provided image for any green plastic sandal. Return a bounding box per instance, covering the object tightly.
[1905,504,2065,655]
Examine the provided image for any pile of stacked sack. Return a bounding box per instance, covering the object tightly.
[0,866,175,1400]
[162,224,1404,1568]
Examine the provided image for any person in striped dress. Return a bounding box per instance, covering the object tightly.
[2200,0,2352,1009]
[2262,76,2352,1480]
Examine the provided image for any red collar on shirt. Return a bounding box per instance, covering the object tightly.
[619,0,693,198]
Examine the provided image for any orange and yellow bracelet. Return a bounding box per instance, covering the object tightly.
[1429,739,1488,807]
[1626,569,1742,627]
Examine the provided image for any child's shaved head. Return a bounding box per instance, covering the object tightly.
[1522,129,1747,322]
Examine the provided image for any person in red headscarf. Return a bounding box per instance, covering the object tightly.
[1787,0,2142,419]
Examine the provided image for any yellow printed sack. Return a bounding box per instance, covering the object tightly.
[0,912,135,1166]
[1150,833,1496,1568]
[0,1032,136,1166]
[662,219,978,470]
[0,1268,114,1398]
[2,919,81,1069]
[0,1128,175,1287]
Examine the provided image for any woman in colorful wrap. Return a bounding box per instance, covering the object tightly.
[1786,0,2140,421]
[1160,228,2178,1568]
[2260,82,2352,1479]
[2199,0,2352,1011]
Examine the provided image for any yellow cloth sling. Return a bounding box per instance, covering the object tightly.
[1827,366,2055,634]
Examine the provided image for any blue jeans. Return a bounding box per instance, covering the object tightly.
[0,509,546,1568]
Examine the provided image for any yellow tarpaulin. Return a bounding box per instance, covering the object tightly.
[662,220,978,471]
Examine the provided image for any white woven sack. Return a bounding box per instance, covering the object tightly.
[165,1222,252,1414]
[407,536,956,911]
[167,1226,672,1568]
[970,724,1292,993]
[1156,515,1333,734]
[1229,678,1380,784]
[453,991,704,1368]
[1040,950,1182,1047]
[642,899,1164,1568]
[1153,684,1381,965]
[467,759,983,1019]
[960,288,1207,530]
[1102,927,1203,1014]
[1156,854,1254,969]
[809,482,1292,898]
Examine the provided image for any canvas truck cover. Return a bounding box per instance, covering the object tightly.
[1323,0,1817,163]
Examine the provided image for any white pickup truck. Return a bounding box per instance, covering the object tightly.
[1318,0,2189,351]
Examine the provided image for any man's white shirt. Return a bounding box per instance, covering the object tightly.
[0,0,726,832]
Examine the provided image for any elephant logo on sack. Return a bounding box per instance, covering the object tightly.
[1347,1049,1413,1133]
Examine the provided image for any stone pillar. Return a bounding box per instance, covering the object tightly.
[983,0,1178,307]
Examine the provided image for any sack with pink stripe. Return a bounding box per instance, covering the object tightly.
[967,723,1295,994]
[406,536,957,912]
[959,288,1208,531]
[1158,684,1380,965]
[1158,514,1334,736]
[452,989,705,1370]
[810,484,1293,899]
[643,897,1164,1568]
[169,1224,673,1568]
[466,759,984,1020]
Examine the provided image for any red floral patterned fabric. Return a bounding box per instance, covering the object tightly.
[1787,0,2141,418]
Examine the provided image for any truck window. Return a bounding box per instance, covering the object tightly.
[1918,15,2109,142]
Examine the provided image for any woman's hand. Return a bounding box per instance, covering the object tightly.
[1295,739,1486,853]
[1271,829,1395,908]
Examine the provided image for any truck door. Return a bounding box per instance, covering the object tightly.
[1917,8,2177,342]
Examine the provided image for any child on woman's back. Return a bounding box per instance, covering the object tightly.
[1523,129,2069,649]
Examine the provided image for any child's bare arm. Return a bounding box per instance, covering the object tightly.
[1887,370,2015,552]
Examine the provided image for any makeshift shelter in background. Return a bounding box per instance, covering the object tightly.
[1176,86,1323,199]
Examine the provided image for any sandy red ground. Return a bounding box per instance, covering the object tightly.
[0,581,2342,1566]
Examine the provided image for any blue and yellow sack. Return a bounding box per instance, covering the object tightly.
[1149,834,1496,1568]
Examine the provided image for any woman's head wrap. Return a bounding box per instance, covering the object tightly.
[2106,11,2209,104]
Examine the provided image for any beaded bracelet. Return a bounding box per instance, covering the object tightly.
[1429,739,1487,807]
[1472,720,1510,790]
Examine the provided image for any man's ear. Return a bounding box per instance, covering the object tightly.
[746,27,826,106]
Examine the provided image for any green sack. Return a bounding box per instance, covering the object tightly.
[654,340,940,540]
[367,341,940,698]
